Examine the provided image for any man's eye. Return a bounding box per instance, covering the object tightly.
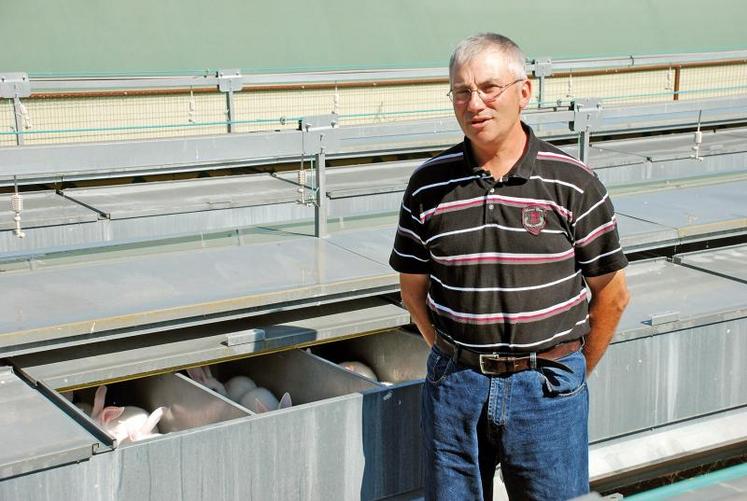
[482,86,501,96]
[455,91,472,100]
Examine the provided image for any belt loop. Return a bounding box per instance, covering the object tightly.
[529,352,537,370]
[453,344,462,363]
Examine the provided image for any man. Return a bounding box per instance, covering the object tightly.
[389,33,630,501]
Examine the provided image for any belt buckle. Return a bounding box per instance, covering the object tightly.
[479,354,518,375]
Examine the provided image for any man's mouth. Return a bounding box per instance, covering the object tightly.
[470,116,491,128]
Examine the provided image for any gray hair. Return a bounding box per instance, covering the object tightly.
[449,33,527,81]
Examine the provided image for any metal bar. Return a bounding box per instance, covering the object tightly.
[578,131,590,163]
[674,66,682,101]
[226,89,235,134]
[1,96,746,186]
[15,49,747,94]
[315,146,328,238]
[11,96,24,146]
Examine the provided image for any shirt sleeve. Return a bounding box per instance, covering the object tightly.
[389,184,431,274]
[572,174,628,277]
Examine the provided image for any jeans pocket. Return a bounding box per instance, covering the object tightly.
[539,350,587,397]
[426,346,454,385]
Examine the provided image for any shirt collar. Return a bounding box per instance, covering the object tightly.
[463,121,538,180]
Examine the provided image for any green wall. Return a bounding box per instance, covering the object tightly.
[1,0,745,76]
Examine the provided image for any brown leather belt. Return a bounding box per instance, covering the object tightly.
[434,335,582,376]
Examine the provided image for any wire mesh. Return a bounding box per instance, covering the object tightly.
[0,99,16,147]
[1,61,746,147]
[5,93,228,145]
[232,82,452,133]
[543,70,674,108]
[678,63,747,100]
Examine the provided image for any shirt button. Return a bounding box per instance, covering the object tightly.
[488,205,494,210]
[489,188,495,193]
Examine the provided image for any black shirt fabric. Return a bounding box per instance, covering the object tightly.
[389,123,628,353]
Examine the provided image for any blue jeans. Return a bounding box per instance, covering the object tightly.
[422,345,589,501]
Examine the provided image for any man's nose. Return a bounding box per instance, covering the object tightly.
[466,90,485,112]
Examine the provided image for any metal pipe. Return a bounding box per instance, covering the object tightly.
[315,145,327,238]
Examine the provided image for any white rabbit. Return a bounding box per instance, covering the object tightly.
[240,387,292,414]
[91,385,165,443]
[225,375,257,402]
[339,361,378,381]
[99,405,165,443]
[186,366,228,397]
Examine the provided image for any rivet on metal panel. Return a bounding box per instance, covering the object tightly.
[224,328,267,347]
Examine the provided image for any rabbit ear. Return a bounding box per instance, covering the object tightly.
[255,398,270,414]
[91,385,108,418]
[141,407,166,435]
[186,367,205,382]
[278,392,292,409]
[99,406,125,425]
[203,366,214,379]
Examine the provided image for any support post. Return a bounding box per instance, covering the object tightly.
[532,58,552,109]
[217,69,242,133]
[315,145,327,238]
[12,96,25,145]
[570,99,602,164]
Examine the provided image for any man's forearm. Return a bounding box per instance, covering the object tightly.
[399,273,437,347]
[406,297,436,347]
[583,271,630,375]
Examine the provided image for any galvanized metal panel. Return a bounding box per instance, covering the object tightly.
[111,348,420,500]
[614,179,747,242]
[588,259,747,441]
[674,244,747,282]
[0,190,102,254]
[0,234,397,355]
[616,214,679,252]
[0,191,98,230]
[14,298,410,389]
[0,451,116,501]
[589,318,746,442]
[115,394,369,501]
[0,366,100,480]
[95,202,314,242]
[276,160,419,200]
[62,173,300,219]
[614,259,747,340]
[326,225,397,266]
[588,407,747,491]
[595,127,747,162]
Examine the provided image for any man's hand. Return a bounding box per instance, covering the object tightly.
[399,273,436,347]
[583,270,630,376]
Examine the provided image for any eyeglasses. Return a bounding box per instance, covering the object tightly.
[447,78,525,105]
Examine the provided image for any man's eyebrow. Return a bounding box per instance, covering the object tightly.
[451,79,502,89]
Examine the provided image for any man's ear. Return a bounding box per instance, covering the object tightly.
[519,78,533,110]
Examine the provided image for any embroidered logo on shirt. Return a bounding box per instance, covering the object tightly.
[522,206,546,235]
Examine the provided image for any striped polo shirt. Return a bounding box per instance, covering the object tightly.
[389,122,628,353]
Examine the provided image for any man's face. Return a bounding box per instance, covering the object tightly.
[450,49,532,152]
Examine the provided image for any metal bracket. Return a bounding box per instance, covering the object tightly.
[649,311,681,326]
[570,99,603,131]
[298,113,338,131]
[570,99,603,163]
[223,328,266,347]
[532,58,553,78]
[216,69,243,93]
[0,73,31,98]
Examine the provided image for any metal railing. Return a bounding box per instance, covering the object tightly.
[1,50,746,147]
